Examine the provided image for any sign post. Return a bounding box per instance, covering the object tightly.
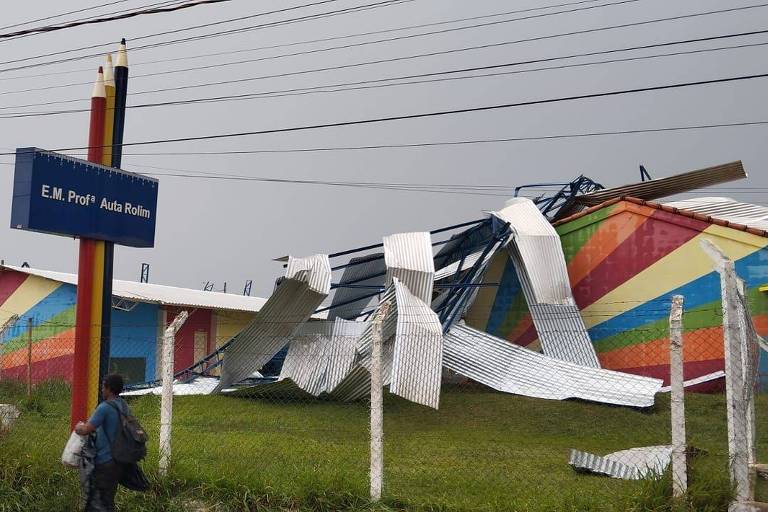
[10,148,157,427]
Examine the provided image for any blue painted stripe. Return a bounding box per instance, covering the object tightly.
[2,283,76,341]
[588,249,768,341]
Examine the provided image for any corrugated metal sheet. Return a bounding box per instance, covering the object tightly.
[434,249,484,281]
[496,199,572,304]
[575,161,746,207]
[328,254,386,320]
[278,318,366,396]
[569,445,673,480]
[492,199,600,367]
[658,370,726,392]
[214,254,331,391]
[389,278,443,408]
[443,324,662,407]
[2,264,269,313]
[664,197,768,232]
[383,232,434,303]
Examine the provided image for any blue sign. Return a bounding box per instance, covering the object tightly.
[10,148,159,248]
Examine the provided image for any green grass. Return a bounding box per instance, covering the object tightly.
[0,380,765,511]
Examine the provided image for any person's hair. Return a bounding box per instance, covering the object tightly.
[103,374,124,395]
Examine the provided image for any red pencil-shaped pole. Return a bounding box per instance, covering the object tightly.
[70,68,106,430]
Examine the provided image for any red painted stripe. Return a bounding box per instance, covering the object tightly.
[2,353,73,384]
[0,271,28,306]
[572,209,708,309]
[618,358,724,388]
[70,240,94,429]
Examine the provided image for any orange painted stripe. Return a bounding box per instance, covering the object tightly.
[597,326,724,369]
[506,313,534,344]
[1,328,76,369]
[567,207,650,287]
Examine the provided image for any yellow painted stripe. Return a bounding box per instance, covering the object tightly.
[0,276,60,326]
[87,242,105,412]
[581,228,765,328]
[465,251,508,330]
[102,85,115,166]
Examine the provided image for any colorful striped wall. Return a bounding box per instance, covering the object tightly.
[466,200,768,388]
[0,272,76,383]
[0,269,228,385]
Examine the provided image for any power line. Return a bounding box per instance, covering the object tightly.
[0,0,241,40]
[0,0,133,31]
[3,71,768,156]
[0,119,766,163]
[3,31,767,115]
[1,2,764,98]
[0,0,615,82]
[0,0,404,72]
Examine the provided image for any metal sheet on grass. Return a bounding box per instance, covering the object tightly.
[443,324,661,407]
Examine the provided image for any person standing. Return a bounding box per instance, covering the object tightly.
[75,373,127,511]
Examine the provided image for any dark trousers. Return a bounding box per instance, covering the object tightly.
[87,461,121,512]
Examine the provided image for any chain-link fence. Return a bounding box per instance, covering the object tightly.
[1,265,766,510]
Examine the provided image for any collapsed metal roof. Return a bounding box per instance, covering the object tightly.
[572,161,746,207]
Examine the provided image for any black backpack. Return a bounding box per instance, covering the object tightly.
[106,400,148,464]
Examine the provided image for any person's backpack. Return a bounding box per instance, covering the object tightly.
[105,400,148,464]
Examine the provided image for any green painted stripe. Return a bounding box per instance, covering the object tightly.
[2,306,75,354]
[494,292,530,339]
[593,301,723,353]
[556,205,617,264]
[554,204,616,237]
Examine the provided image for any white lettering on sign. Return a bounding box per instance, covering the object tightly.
[124,202,151,219]
[41,185,64,201]
[100,198,123,213]
[67,190,96,206]
[37,183,153,221]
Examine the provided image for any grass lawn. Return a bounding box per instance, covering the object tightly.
[0,380,765,511]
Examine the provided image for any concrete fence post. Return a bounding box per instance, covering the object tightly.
[669,295,687,497]
[700,239,751,504]
[370,301,390,502]
[26,317,33,398]
[159,310,189,477]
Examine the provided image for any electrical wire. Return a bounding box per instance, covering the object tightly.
[2,33,767,116]
[0,0,241,40]
[1,120,766,163]
[0,0,406,72]
[3,71,768,156]
[0,0,618,82]
[0,0,133,31]
[1,2,764,97]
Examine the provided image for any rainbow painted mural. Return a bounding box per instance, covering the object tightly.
[0,272,77,383]
[466,199,768,389]
[0,268,257,385]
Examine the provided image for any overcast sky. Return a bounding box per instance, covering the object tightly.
[0,0,766,297]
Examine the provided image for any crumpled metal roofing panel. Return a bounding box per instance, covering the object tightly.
[664,196,768,231]
[328,253,386,320]
[495,198,572,304]
[492,199,600,367]
[389,279,443,409]
[569,445,673,480]
[527,304,600,368]
[575,161,746,206]
[443,324,662,407]
[383,232,434,303]
[278,318,366,396]
[214,254,331,391]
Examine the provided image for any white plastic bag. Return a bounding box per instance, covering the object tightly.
[61,430,85,467]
